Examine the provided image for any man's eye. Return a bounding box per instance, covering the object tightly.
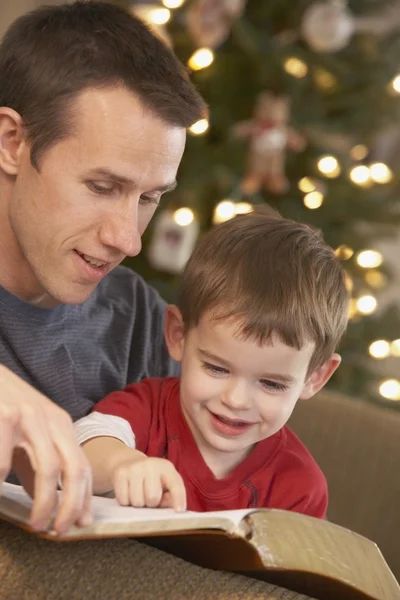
[139,195,160,206]
[87,181,116,196]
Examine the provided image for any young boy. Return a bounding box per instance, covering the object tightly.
[75,207,349,519]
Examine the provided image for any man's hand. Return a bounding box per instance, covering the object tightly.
[0,365,93,534]
[113,454,187,512]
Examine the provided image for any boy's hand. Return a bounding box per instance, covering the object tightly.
[112,455,187,512]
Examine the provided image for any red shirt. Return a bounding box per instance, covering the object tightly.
[94,377,327,518]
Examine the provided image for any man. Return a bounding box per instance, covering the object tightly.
[0,0,205,534]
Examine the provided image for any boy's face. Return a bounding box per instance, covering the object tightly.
[166,308,339,477]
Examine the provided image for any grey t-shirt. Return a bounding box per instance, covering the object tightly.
[0,265,178,421]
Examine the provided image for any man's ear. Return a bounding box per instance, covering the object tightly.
[0,107,26,176]
[164,305,185,363]
[299,353,341,400]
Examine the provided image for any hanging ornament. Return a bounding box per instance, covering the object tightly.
[147,208,199,274]
[301,0,355,53]
[186,0,247,49]
[233,92,306,195]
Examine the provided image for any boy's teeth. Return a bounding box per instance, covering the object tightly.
[82,254,106,267]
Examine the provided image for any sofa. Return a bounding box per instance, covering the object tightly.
[0,389,398,599]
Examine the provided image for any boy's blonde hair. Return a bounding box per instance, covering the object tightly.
[179,206,349,374]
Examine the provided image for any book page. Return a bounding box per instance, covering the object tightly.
[0,483,253,530]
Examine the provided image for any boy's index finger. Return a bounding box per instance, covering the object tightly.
[162,470,187,512]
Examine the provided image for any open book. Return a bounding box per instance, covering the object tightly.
[0,483,398,600]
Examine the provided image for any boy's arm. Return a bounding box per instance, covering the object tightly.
[75,414,186,511]
[81,435,146,495]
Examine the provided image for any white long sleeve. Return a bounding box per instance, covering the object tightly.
[74,412,136,448]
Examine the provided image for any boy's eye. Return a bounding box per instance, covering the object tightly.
[260,379,288,393]
[202,362,229,376]
[139,194,161,206]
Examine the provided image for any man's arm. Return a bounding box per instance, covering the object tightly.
[0,364,93,533]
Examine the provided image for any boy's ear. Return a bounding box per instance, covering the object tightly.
[164,305,185,363]
[0,108,25,176]
[299,353,341,400]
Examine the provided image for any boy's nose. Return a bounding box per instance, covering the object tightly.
[222,381,252,411]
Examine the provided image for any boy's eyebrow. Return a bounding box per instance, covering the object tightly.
[199,349,297,384]
[86,168,177,193]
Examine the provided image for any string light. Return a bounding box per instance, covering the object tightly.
[365,269,387,288]
[283,57,308,78]
[390,339,400,357]
[350,145,368,161]
[391,75,400,93]
[369,162,393,184]
[189,119,209,135]
[356,294,377,315]
[348,299,358,320]
[369,340,390,359]
[298,177,316,193]
[188,48,214,70]
[235,202,253,215]
[356,250,383,269]
[173,207,194,226]
[148,7,171,24]
[349,165,370,186]
[313,67,337,92]
[303,191,323,209]
[317,156,341,178]
[213,200,236,224]
[162,0,185,8]
[379,379,400,400]
[335,245,354,260]
[343,272,353,292]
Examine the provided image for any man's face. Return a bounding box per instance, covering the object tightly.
[8,86,186,306]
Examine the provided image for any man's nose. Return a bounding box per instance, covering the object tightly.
[99,206,142,258]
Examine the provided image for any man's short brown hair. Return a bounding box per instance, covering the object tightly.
[179,206,349,374]
[0,1,206,168]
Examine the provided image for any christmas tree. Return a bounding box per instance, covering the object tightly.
[122,0,400,406]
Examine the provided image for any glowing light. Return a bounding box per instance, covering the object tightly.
[356,295,377,315]
[335,245,354,260]
[235,202,253,215]
[356,250,383,269]
[365,269,387,288]
[343,272,353,292]
[350,145,368,161]
[148,8,171,24]
[317,155,341,178]
[369,162,393,184]
[379,379,400,400]
[188,48,214,70]
[283,57,308,78]
[369,340,390,359]
[390,339,400,357]
[303,191,323,209]
[173,207,194,226]
[348,299,358,320]
[213,200,236,224]
[298,177,316,193]
[391,75,400,93]
[189,119,209,135]
[162,0,184,8]
[349,165,370,186]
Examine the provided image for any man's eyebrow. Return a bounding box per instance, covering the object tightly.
[86,168,177,193]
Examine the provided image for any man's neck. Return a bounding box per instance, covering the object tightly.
[0,180,53,307]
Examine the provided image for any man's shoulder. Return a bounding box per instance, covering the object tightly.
[94,265,166,312]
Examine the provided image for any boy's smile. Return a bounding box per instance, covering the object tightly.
[171,311,319,479]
